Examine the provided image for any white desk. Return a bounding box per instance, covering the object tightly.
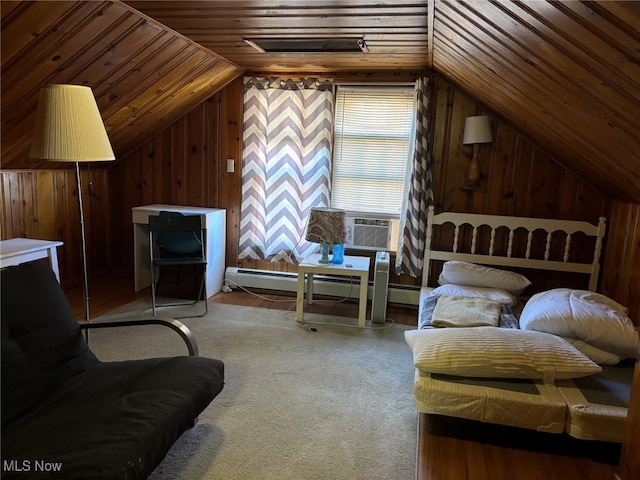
[0,238,64,281]
[132,204,226,297]
[296,253,370,327]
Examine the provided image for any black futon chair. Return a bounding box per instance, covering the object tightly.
[1,262,225,479]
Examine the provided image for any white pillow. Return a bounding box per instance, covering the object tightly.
[572,290,629,314]
[519,288,639,360]
[432,284,518,306]
[564,338,623,366]
[404,327,601,381]
[438,261,531,295]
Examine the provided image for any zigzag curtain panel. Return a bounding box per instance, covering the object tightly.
[239,77,334,262]
[395,77,433,277]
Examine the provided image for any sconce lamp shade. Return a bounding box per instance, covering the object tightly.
[305,208,347,245]
[462,115,492,188]
[462,115,493,145]
[30,84,115,162]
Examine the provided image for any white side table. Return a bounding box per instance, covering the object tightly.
[0,238,64,282]
[296,253,371,327]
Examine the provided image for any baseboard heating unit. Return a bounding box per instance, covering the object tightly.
[223,267,419,307]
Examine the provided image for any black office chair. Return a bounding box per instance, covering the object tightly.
[148,213,208,318]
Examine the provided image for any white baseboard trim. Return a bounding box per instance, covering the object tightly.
[223,267,420,306]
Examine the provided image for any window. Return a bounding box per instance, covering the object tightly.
[331,86,415,217]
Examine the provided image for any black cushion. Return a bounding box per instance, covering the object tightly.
[1,262,225,479]
[1,262,98,427]
[2,356,224,480]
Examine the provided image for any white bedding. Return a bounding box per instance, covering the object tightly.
[411,284,636,440]
[520,288,640,362]
[418,289,519,330]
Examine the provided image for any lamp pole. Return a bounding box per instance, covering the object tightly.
[75,161,90,324]
[466,144,482,187]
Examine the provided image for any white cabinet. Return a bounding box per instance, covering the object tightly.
[132,204,226,297]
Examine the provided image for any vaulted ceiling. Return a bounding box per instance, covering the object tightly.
[2,1,639,204]
[1,0,243,170]
[125,0,430,72]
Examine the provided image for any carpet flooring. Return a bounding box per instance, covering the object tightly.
[90,299,418,480]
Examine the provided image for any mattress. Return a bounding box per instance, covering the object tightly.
[557,359,634,442]
[413,288,635,440]
[412,369,566,433]
[414,289,563,432]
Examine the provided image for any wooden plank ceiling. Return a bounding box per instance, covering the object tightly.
[125,0,431,73]
[1,1,639,204]
[0,0,243,169]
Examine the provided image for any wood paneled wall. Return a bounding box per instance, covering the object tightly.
[1,168,110,288]
[429,75,613,297]
[431,75,607,221]
[2,73,639,323]
[106,78,244,275]
[0,79,243,288]
[600,200,640,323]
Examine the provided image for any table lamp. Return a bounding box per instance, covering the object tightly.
[462,115,493,187]
[30,84,115,325]
[305,207,347,264]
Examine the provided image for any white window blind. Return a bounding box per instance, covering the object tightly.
[332,86,414,216]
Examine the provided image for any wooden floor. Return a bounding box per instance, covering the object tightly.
[418,414,620,480]
[66,274,621,480]
[65,272,420,325]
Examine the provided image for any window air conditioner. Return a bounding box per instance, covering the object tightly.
[344,216,391,251]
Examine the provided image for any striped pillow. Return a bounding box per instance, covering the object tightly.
[404,327,601,382]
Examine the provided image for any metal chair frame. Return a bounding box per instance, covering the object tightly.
[148,213,208,318]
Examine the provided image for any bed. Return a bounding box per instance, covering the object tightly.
[405,206,638,442]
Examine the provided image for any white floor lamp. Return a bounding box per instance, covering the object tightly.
[30,84,115,326]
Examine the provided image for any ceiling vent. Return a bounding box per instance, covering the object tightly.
[244,38,368,53]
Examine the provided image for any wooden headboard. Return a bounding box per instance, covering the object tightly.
[421,206,607,292]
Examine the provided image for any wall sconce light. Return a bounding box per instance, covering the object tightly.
[462,115,493,187]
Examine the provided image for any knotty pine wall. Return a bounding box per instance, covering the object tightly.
[106,81,243,276]
[1,168,110,288]
[1,74,638,323]
[600,201,640,320]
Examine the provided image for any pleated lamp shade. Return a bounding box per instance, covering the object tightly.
[30,84,115,162]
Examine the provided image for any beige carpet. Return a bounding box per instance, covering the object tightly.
[90,299,418,480]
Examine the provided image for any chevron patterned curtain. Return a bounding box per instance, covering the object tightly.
[239,77,335,262]
[395,77,434,276]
